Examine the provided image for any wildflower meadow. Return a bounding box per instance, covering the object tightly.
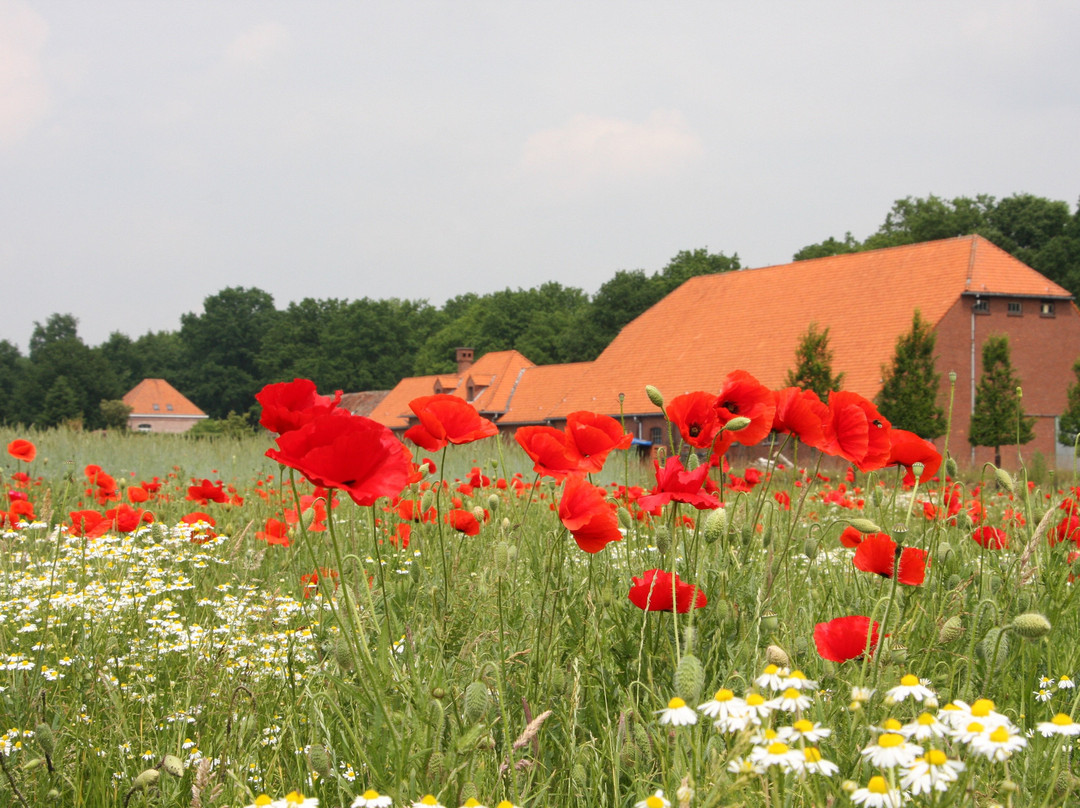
[1,374,1078,808]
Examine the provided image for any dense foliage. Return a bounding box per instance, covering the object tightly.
[969,334,1035,466]
[876,311,945,439]
[785,323,843,400]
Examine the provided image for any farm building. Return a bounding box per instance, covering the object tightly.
[367,236,1080,469]
[122,378,208,433]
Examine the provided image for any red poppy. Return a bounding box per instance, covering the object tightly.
[714,370,777,446]
[852,533,927,585]
[10,500,34,521]
[7,439,36,462]
[771,388,829,449]
[267,413,412,507]
[404,395,498,451]
[840,525,883,548]
[628,569,707,612]
[301,567,340,598]
[181,511,216,527]
[515,426,585,480]
[395,499,435,523]
[127,486,149,504]
[445,508,481,536]
[636,456,721,511]
[665,392,722,449]
[256,378,344,435]
[971,526,1008,549]
[187,479,228,505]
[256,517,290,547]
[814,615,882,662]
[821,391,892,472]
[105,503,152,533]
[558,473,622,553]
[564,411,633,473]
[886,429,942,485]
[467,467,492,487]
[391,522,411,548]
[69,510,110,538]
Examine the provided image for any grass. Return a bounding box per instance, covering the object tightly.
[1,426,1079,808]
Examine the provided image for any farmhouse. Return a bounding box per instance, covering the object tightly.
[368,236,1080,469]
[122,378,208,433]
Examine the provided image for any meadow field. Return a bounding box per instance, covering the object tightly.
[1,381,1078,808]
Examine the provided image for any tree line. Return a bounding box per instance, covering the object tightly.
[2,191,1078,431]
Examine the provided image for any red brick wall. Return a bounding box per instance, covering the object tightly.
[933,295,1080,470]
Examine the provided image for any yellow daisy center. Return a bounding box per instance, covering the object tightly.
[747,694,765,706]
[925,749,948,766]
[882,717,903,731]
[363,791,380,800]
[714,688,734,701]
[989,726,1010,743]
[255,798,273,807]
[868,776,890,794]
[496,802,515,808]
[464,800,482,808]
[971,698,995,717]
[1052,713,1074,725]
[878,732,904,748]
[793,719,813,733]
[781,687,800,699]
[645,797,664,808]
[767,742,790,755]
[803,747,823,762]
[763,728,778,740]
[421,798,440,806]
[917,712,936,725]
[965,721,985,733]
[284,794,307,806]
[763,664,779,674]
[667,697,686,709]
[900,673,920,686]
[789,670,806,680]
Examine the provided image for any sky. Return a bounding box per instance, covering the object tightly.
[2,1,1079,352]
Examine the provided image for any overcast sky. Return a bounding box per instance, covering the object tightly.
[2,1,1078,351]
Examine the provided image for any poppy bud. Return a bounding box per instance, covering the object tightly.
[938,616,964,644]
[426,750,445,785]
[333,635,354,670]
[722,416,752,432]
[464,681,490,724]
[765,644,791,668]
[849,518,883,534]
[740,526,754,546]
[793,636,810,657]
[977,627,1010,671]
[619,740,639,768]
[472,505,485,524]
[993,467,1015,493]
[1016,386,1023,398]
[945,455,958,478]
[34,723,54,758]
[654,525,670,555]
[937,542,953,565]
[47,788,60,801]
[131,768,160,791]
[459,781,479,804]
[486,494,499,513]
[1001,779,1019,794]
[872,487,884,507]
[646,385,665,410]
[493,542,510,574]
[308,744,332,779]
[420,490,434,512]
[1011,612,1051,639]
[161,754,184,777]
[802,537,818,560]
[21,757,45,772]
[428,699,446,736]
[150,522,166,543]
[682,625,697,653]
[571,763,587,786]
[685,452,700,471]
[617,507,632,529]
[674,654,705,703]
[703,507,727,544]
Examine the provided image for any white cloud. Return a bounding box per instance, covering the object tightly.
[225,21,292,68]
[0,0,50,148]
[520,110,703,191]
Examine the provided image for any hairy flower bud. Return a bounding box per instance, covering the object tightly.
[994,467,1015,494]
[766,644,791,668]
[161,754,184,778]
[944,455,958,479]
[849,518,883,534]
[34,723,54,758]
[977,627,1010,671]
[131,768,160,791]
[1011,612,1051,639]
[722,416,752,432]
[684,452,700,471]
[464,681,490,724]
[654,525,671,556]
[674,654,705,704]
[308,745,332,779]
[617,507,633,529]
[703,507,727,544]
[645,385,665,410]
[938,616,964,644]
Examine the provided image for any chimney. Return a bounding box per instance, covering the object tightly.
[455,347,474,375]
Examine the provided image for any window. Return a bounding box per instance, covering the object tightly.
[137,423,152,431]
[166,403,174,411]
[152,403,160,411]
[1041,301,1056,318]
[973,299,989,314]
[650,427,662,445]
[1007,301,1023,316]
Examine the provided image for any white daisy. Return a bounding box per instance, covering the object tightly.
[699,688,746,720]
[860,732,922,768]
[792,746,839,777]
[754,664,788,691]
[1037,713,1080,737]
[900,712,947,741]
[885,674,936,704]
[411,797,446,808]
[778,718,832,743]
[1058,674,1075,689]
[1035,688,1054,702]
[353,790,393,807]
[748,741,802,772]
[634,790,670,808]
[850,776,905,808]
[781,670,818,691]
[726,755,763,775]
[281,794,320,808]
[900,749,964,795]
[743,692,774,720]
[1038,675,1055,689]
[769,687,812,713]
[657,697,697,726]
[940,698,1010,731]
[970,725,1027,761]
[851,686,876,704]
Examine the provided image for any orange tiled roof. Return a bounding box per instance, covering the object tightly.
[122,378,206,417]
[366,350,536,429]
[548,235,1072,418]
[498,362,594,425]
[339,390,389,417]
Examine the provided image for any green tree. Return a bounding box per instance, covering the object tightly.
[875,310,945,438]
[40,375,82,428]
[1059,357,1080,449]
[0,340,25,425]
[969,334,1035,466]
[786,322,843,399]
[793,232,861,261]
[99,399,133,430]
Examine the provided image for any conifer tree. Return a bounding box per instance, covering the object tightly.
[1059,357,1080,449]
[968,334,1035,466]
[786,322,844,400]
[876,310,945,438]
